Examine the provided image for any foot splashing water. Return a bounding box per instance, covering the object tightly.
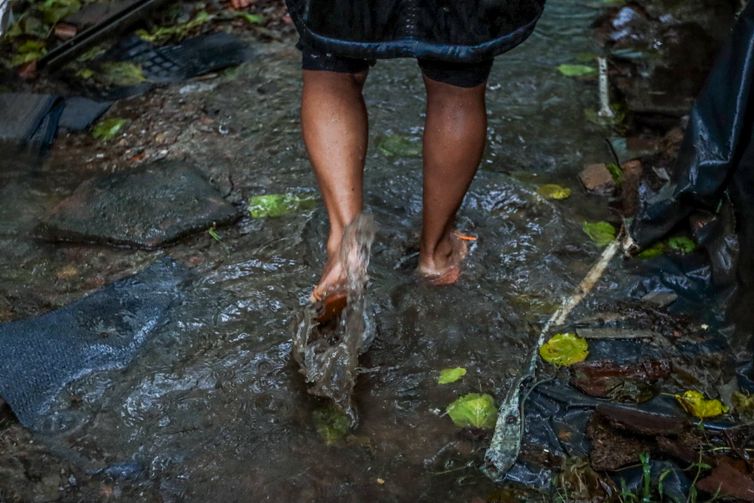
[292,213,376,426]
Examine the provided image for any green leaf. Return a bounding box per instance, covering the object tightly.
[99,62,146,86]
[637,242,665,259]
[446,393,497,429]
[76,68,94,80]
[136,10,214,44]
[539,332,589,366]
[313,406,349,445]
[378,134,421,158]
[606,162,623,184]
[537,184,572,200]
[438,367,467,385]
[666,236,696,254]
[208,226,221,241]
[9,40,47,67]
[92,118,127,141]
[582,221,617,247]
[557,64,597,77]
[248,194,317,218]
[238,12,264,25]
[38,0,81,25]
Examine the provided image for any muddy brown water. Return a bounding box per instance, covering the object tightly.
[0,1,724,501]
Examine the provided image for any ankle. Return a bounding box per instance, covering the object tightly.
[420,233,454,271]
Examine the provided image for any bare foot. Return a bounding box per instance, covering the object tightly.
[310,215,375,322]
[417,231,475,285]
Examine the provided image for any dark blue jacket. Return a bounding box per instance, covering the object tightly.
[285,0,546,62]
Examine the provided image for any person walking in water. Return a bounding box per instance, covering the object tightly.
[232,0,546,313]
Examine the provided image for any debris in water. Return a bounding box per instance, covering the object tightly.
[446,393,497,429]
[675,390,728,418]
[438,367,467,385]
[539,333,589,366]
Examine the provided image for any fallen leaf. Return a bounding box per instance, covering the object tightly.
[377,134,421,158]
[92,118,127,141]
[540,332,589,366]
[248,194,317,218]
[438,367,467,385]
[313,406,349,445]
[582,221,617,247]
[557,64,597,77]
[537,184,572,200]
[666,236,696,254]
[446,393,497,429]
[675,390,728,419]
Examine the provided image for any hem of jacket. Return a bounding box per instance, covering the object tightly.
[293,6,545,64]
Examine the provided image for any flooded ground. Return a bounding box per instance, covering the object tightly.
[0,0,742,501]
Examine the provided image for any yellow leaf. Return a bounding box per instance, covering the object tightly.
[537,184,572,200]
[539,332,588,366]
[675,390,728,418]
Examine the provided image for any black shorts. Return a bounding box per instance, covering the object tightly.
[301,45,493,88]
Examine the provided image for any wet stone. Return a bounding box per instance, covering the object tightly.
[578,163,615,195]
[38,161,241,249]
[696,457,754,502]
[570,359,671,402]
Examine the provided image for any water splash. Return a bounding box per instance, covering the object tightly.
[292,213,376,426]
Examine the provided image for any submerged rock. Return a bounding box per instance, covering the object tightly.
[579,163,616,195]
[38,161,241,249]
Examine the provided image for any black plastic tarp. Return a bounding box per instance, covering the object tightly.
[629,1,754,332]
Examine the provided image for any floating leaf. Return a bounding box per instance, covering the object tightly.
[582,221,617,247]
[675,390,728,418]
[667,236,696,254]
[378,134,421,158]
[313,406,349,445]
[446,393,497,429]
[537,184,572,200]
[557,64,597,77]
[540,332,589,366]
[99,62,146,86]
[92,118,127,141]
[438,367,467,385]
[248,193,317,218]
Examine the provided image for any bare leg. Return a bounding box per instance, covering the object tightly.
[419,77,487,279]
[301,69,369,298]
